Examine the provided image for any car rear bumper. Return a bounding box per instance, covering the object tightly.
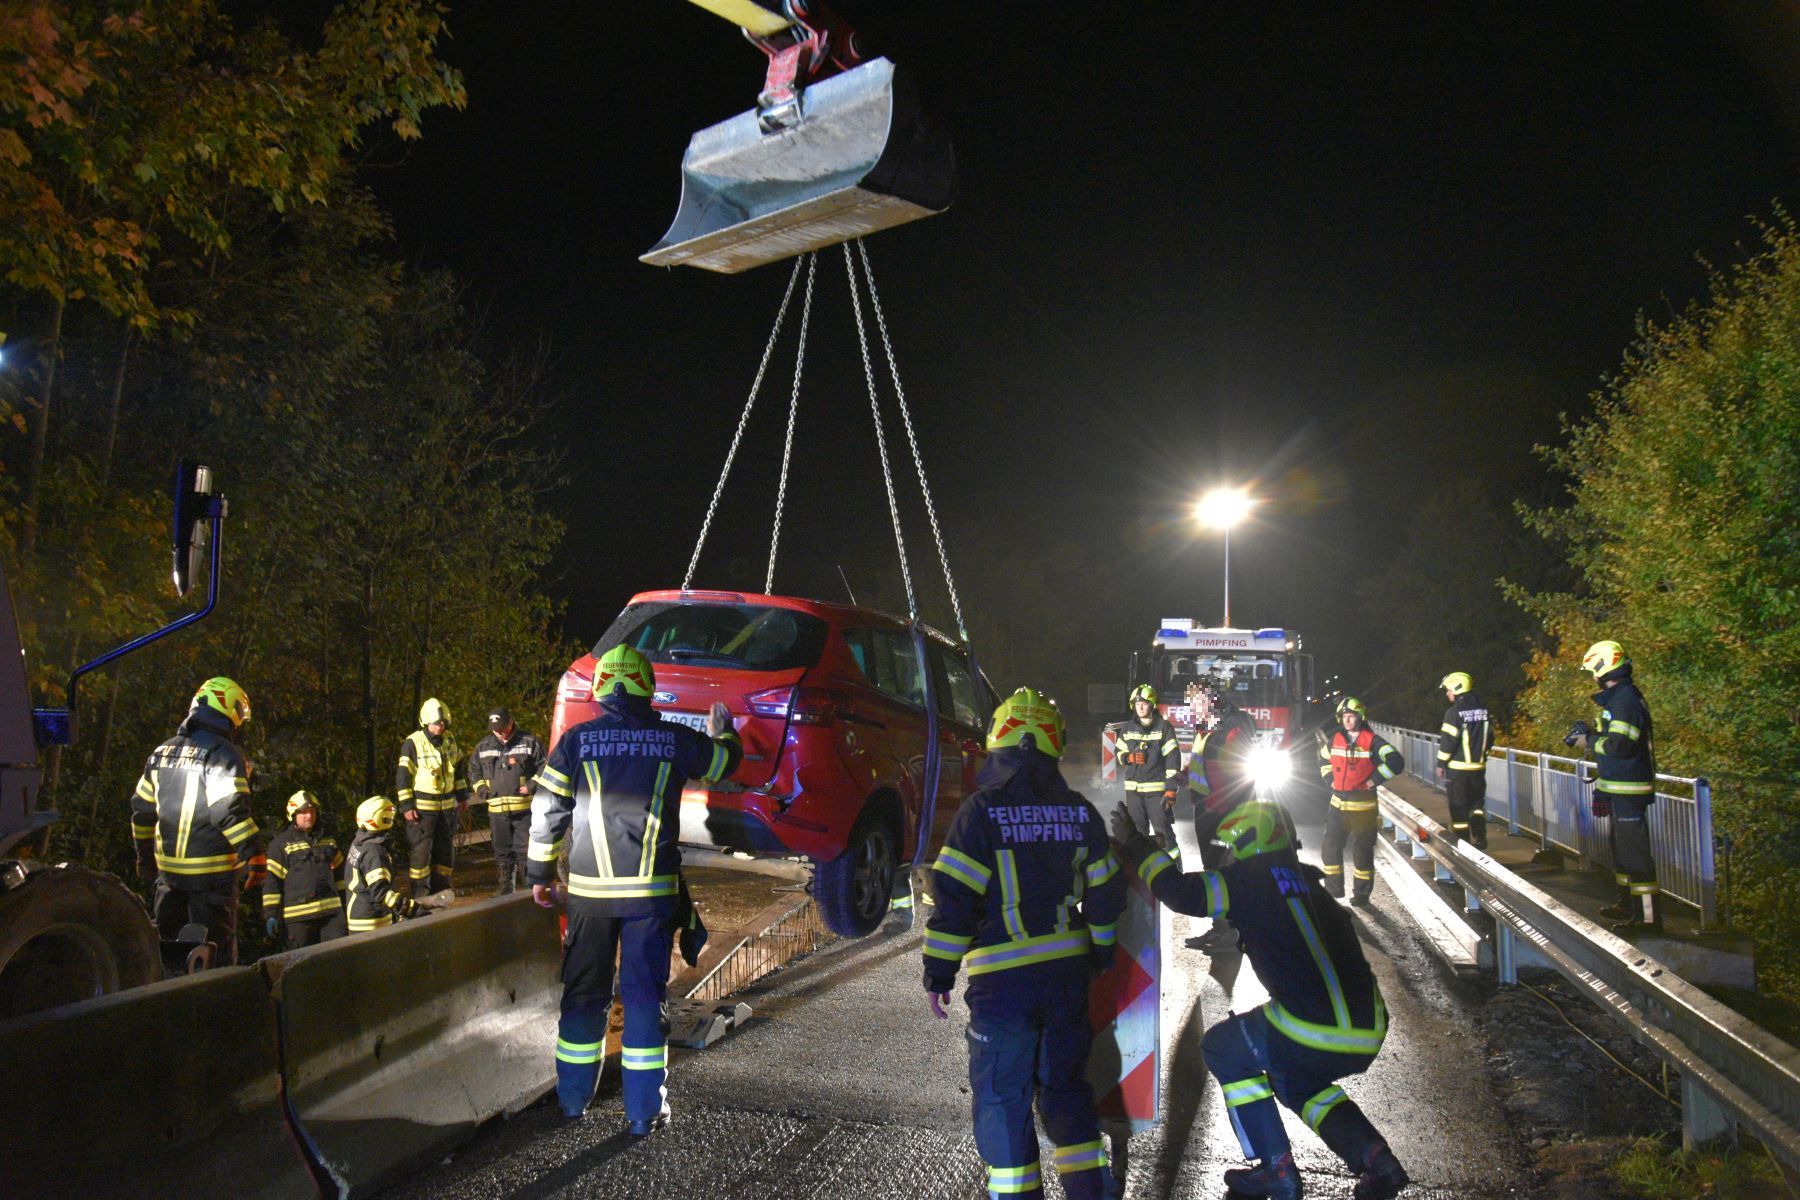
[677,783,851,862]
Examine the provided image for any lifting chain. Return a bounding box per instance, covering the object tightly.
[682,254,807,590]
[854,239,970,645]
[765,252,818,593]
[842,241,917,619]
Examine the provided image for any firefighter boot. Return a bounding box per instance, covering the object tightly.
[1352,1143,1410,1200]
[1597,884,1632,922]
[1223,1152,1303,1198]
[628,1101,671,1138]
[1609,891,1663,934]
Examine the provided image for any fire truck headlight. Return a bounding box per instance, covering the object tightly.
[1248,744,1291,789]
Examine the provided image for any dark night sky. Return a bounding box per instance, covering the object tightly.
[362,1,1800,695]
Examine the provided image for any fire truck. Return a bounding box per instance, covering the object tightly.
[1105,620,1318,789]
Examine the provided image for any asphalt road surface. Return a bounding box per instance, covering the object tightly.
[384,775,1538,1199]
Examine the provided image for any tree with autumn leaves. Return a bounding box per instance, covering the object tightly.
[0,2,572,921]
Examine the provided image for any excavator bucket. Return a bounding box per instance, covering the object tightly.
[642,57,954,274]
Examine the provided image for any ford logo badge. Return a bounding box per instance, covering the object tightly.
[653,691,678,704]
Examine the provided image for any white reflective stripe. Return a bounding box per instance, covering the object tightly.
[1287,897,1350,1028]
[640,762,669,877]
[997,850,1026,941]
[584,760,613,879]
[175,773,200,859]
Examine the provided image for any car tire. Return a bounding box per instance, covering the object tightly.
[815,807,900,939]
[0,863,160,1020]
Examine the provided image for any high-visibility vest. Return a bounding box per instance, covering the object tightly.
[400,729,461,807]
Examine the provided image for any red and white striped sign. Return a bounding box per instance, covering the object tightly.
[1087,866,1167,1130]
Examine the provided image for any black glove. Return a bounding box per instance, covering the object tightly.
[678,919,709,968]
[1564,720,1591,748]
[1109,804,1160,865]
[399,897,422,920]
[1089,944,1116,977]
[923,967,956,995]
[265,916,283,940]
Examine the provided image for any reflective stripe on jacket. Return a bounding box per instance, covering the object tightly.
[129,708,259,879]
[1117,715,1180,794]
[1592,667,1656,798]
[262,823,345,920]
[924,747,1125,988]
[526,693,741,916]
[1437,694,1493,772]
[1318,727,1403,811]
[396,729,466,812]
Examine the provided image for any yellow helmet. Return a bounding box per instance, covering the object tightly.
[1128,683,1158,707]
[594,644,656,699]
[1214,801,1295,861]
[356,796,396,831]
[286,790,321,819]
[986,687,1066,758]
[1440,672,1472,696]
[1582,640,1625,678]
[193,676,251,728]
[1336,696,1368,720]
[419,697,450,727]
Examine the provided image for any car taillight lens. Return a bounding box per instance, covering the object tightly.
[747,687,794,718]
[790,688,838,726]
[557,668,593,704]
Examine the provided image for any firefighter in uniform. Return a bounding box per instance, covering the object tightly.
[924,687,1125,1200]
[344,797,422,932]
[1569,640,1660,929]
[1436,672,1493,848]
[467,706,546,894]
[262,791,347,948]
[528,645,742,1132]
[1112,801,1410,1200]
[396,697,467,897]
[1117,684,1180,853]
[1185,676,1259,950]
[130,676,259,965]
[1317,698,1404,906]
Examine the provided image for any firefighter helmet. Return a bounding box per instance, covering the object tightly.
[419,697,450,727]
[1214,801,1295,861]
[192,676,251,728]
[594,644,656,699]
[1582,640,1626,678]
[986,687,1066,758]
[356,796,396,831]
[1440,672,1473,696]
[1336,696,1368,719]
[286,790,321,818]
[1128,684,1158,708]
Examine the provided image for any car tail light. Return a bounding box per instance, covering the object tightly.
[790,687,839,726]
[557,667,593,704]
[747,687,794,718]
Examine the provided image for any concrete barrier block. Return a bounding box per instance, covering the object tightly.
[265,892,561,1199]
[0,967,315,1200]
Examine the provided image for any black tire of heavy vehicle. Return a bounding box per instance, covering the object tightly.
[0,864,161,1021]
[814,806,901,939]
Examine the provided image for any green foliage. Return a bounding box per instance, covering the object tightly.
[1610,1135,1785,1200]
[0,4,569,898]
[1512,214,1800,999]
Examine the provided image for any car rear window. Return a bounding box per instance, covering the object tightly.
[594,602,828,672]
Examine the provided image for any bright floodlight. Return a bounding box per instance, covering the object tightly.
[1195,486,1254,530]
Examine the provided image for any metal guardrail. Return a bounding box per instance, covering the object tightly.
[1373,721,1717,927]
[1376,783,1800,1164]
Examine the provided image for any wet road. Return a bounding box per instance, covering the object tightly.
[385,780,1537,1199]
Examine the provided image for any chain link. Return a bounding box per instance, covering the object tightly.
[765,253,817,594]
[681,255,806,590]
[854,239,968,641]
[843,243,917,619]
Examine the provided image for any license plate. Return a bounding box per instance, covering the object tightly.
[662,710,709,732]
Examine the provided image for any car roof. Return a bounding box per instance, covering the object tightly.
[626,589,962,649]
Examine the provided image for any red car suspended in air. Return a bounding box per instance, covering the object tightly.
[551,589,996,937]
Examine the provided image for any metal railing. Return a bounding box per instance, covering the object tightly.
[1377,784,1800,1164]
[1373,722,1717,927]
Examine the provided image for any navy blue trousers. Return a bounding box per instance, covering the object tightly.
[555,904,672,1121]
[1202,1007,1384,1170]
[965,962,1107,1199]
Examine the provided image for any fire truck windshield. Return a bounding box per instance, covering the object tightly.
[1157,652,1292,708]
